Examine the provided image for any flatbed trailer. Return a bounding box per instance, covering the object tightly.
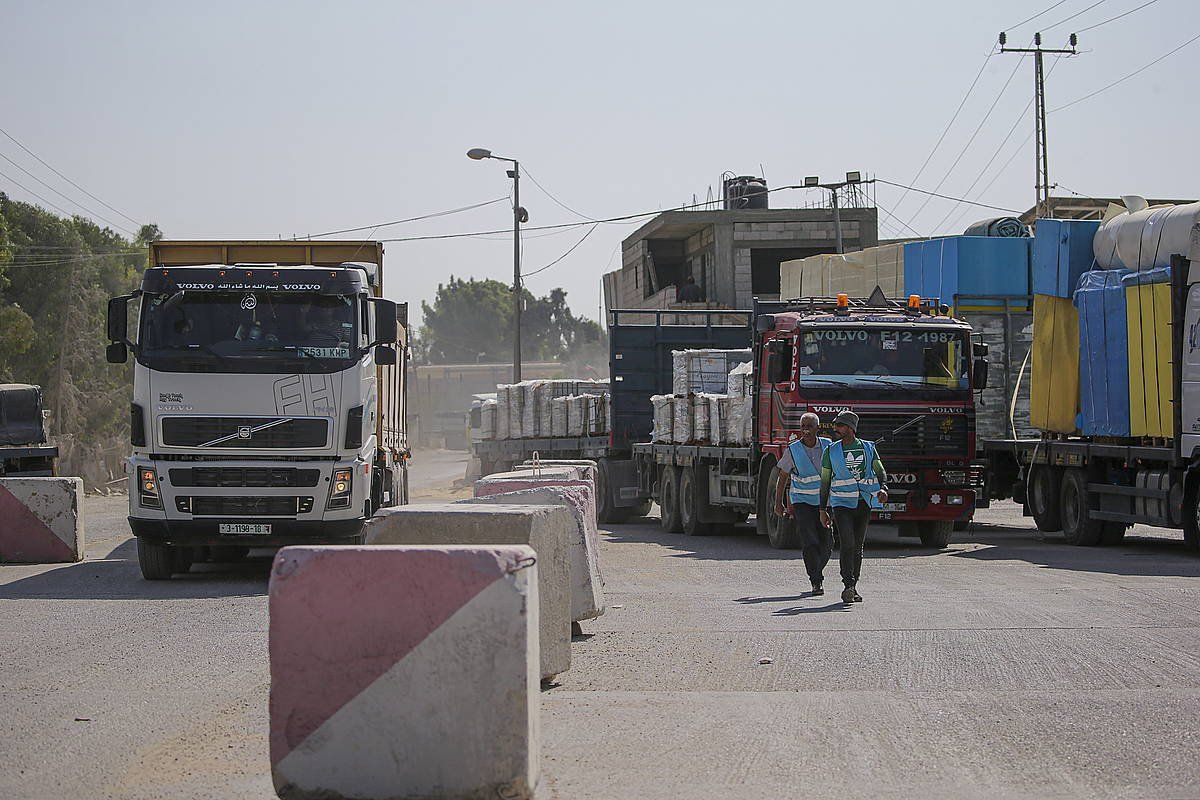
[979,251,1200,551]
[0,444,58,476]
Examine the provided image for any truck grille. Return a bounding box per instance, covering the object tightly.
[184,496,314,516]
[853,413,970,457]
[161,417,328,449]
[168,467,321,488]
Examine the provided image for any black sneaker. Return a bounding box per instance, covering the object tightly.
[841,587,855,604]
[811,582,824,596]
[851,589,863,603]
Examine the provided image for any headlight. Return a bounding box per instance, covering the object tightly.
[138,467,161,509]
[328,468,354,510]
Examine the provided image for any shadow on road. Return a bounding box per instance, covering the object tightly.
[0,538,271,600]
[951,529,1200,578]
[773,602,853,615]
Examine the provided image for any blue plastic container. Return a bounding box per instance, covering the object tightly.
[1033,218,1101,298]
[1073,269,1131,436]
[903,237,1031,308]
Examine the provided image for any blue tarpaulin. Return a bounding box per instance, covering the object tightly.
[903,237,1031,308]
[1074,269,1131,436]
[1033,218,1101,298]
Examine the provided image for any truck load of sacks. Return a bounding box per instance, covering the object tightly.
[1028,203,1199,437]
[479,379,611,440]
[652,350,753,445]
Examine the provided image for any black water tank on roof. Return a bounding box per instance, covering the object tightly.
[723,176,769,210]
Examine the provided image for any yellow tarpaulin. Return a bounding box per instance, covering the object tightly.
[1030,294,1079,433]
[779,242,904,300]
[1126,282,1174,437]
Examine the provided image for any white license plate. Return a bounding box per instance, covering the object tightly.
[219,523,272,535]
[881,503,907,512]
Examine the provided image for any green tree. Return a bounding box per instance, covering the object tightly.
[415,277,607,375]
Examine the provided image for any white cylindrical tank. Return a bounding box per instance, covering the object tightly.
[1094,197,1200,270]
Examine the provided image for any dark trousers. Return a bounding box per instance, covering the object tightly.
[832,500,871,588]
[791,503,832,585]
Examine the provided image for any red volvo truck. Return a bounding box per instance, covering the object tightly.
[625,295,988,547]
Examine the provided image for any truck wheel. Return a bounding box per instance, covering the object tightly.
[1185,476,1200,553]
[659,465,684,533]
[137,539,176,581]
[1028,465,1062,532]
[763,469,801,549]
[597,459,631,525]
[755,459,777,538]
[679,466,713,536]
[918,521,953,548]
[1060,469,1103,546]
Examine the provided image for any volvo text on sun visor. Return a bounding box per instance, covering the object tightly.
[141,267,364,295]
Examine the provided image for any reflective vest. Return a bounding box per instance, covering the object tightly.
[786,437,831,505]
[827,439,883,509]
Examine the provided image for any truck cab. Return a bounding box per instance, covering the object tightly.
[106,241,408,579]
[756,294,986,546]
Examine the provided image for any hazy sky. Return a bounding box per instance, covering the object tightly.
[2,1,1195,324]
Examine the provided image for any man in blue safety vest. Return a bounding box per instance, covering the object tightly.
[774,412,833,595]
[820,410,889,605]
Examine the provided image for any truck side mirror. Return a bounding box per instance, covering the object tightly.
[369,298,398,346]
[106,342,128,364]
[107,296,130,343]
[374,345,397,366]
[973,357,989,390]
[766,340,791,384]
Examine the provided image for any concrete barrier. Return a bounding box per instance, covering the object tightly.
[365,504,571,681]
[269,544,540,800]
[463,485,605,623]
[0,477,84,563]
[517,459,597,484]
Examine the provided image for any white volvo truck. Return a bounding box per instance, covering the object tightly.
[106,240,409,579]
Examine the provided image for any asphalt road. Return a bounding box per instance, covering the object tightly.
[2,454,1198,799]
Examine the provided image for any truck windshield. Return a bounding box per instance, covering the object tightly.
[799,327,969,389]
[138,291,358,373]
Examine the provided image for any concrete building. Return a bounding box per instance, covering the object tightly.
[604,206,879,313]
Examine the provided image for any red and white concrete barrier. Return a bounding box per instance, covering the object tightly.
[365,504,572,681]
[464,485,605,623]
[0,477,84,563]
[269,544,540,800]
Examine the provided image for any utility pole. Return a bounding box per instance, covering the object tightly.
[1000,31,1078,220]
[509,161,522,383]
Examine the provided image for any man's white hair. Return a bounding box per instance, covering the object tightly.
[800,412,820,427]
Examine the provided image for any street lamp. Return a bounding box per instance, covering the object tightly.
[806,171,867,254]
[467,147,527,382]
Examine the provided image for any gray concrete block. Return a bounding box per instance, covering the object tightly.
[365,504,572,680]
[0,477,84,563]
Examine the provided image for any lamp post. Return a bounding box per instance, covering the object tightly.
[468,147,527,382]
[804,171,864,255]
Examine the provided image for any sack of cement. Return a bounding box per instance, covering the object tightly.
[672,395,693,444]
[567,395,587,437]
[709,395,734,445]
[504,383,523,438]
[496,386,511,440]
[727,395,752,445]
[672,349,754,395]
[520,381,539,438]
[551,396,568,437]
[536,383,554,437]
[480,399,497,440]
[652,395,674,443]
[727,361,753,398]
[692,394,712,443]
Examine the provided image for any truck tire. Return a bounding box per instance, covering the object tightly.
[918,521,953,548]
[763,469,801,549]
[1028,465,1062,532]
[137,539,177,581]
[1184,476,1200,553]
[1060,469,1104,546]
[659,465,684,533]
[679,466,713,536]
[755,459,777,538]
[597,459,631,525]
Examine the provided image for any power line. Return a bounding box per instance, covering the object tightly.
[902,48,1029,227]
[0,151,137,235]
[1006,0,1072,31]
[874,198,925,238]
[1050,30,1200,112]
[521,166,598,222]
[522,223,600,278]
[894,51,995,212]
[876,178,1024,213]
[1043,0,1109,30]
[944,129,1037,232]
[297,197,509,238]
[1076,0,1161,33]
[0,125,141,227]
[0,167,92,223]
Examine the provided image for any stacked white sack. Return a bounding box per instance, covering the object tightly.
[652,395,674,443]
[480,399,497,440]
[691,394,711,443]
[567,396,586,437]
[672,395,693,444]
[727,361,753,397]
[496,386,511,440]
[521,381,538,438]
[551,396,568,437]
